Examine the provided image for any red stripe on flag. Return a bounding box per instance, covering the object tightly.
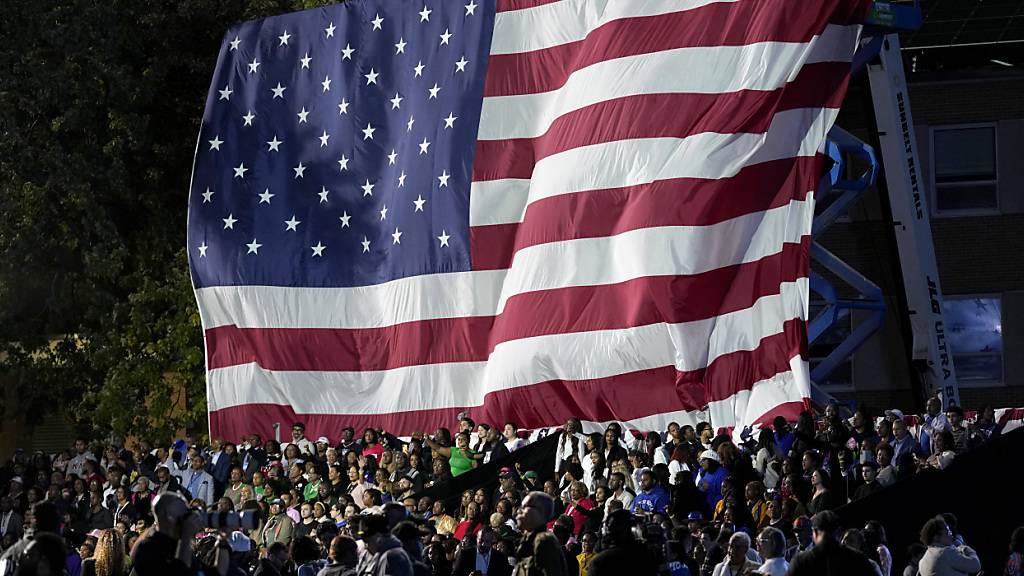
[210,322,805,440]
[473,62,849,182]
[206,237,808,372]
[470,156,821,271]
[486,1,859,97]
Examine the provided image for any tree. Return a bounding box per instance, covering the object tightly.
[0,0,334,440]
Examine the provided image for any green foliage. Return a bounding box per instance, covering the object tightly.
[0,0,339,439]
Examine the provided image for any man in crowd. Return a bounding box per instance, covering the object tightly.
[788,511,877,575]
[206,438,232,499]
[261,498,294,549]
[453,526,511,576]
[919,397,950,455]
[514,492,567,576]
[754,526,789,576]
[587,509,658,575]
[605,472,633,513]
[356,514,413,576]
[631,469,669,516]
[290,422,316,456]
[945,406,969,454]
[179,454,215,506]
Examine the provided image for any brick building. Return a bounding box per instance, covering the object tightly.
[817,42,1024,413]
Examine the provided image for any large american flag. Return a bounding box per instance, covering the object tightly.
[189,0,868,441]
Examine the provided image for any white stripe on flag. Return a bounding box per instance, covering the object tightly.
[196,198,810,330]
[206,278,806,413]
[471,107,835,226]
[491,0,741,55]
[477,25,859,141]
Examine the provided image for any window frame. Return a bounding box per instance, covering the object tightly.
[942,294,1004,388]
[929,123,999,218]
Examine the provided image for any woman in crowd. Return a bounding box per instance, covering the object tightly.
[917,516,980,575]
[425,431,476,478]
[503,422,527,453]
[361,428,385,461]
[453,500,485,541]
[864,520,893,576]
[923,431,957,470]
[83,529,126,576]
[807,468,840,514]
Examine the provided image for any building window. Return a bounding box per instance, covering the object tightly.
[931,125,998,215]
[809,303,854,390]
[942,296,1003,385]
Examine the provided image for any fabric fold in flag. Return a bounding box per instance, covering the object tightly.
[188,0,870,440]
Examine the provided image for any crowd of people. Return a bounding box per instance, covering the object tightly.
[0,397,1019,576]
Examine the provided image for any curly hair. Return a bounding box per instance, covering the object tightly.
[93,530,125,576]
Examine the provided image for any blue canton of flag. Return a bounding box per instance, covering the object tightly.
[188,0,493,288]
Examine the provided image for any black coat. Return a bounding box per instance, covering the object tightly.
[788,540,878,576]
[452,548,512,576]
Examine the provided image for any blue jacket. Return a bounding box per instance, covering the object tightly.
[631,485,670,514]
[695,466,727,511]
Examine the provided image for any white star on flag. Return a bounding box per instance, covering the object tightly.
[246,239,262,254]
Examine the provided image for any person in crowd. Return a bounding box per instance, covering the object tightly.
[631,469,669,517]
[452,526,511,576]
[917,516,980,576]
[919,397,950,455]
[356,514,413,576]
[392,521,431,576]
[695,450,727,513]
[753,526,788,576]
[1005,527,1024,576]
[504,422,528,453]
[852,462,883,501]
[710,532,759,576]
[576,531,598,576]
[223,466,251,509]
[943,407,969,455]
[261,498,295,549]
[0,497,23,541]
[318,534,359,576]
[788,511,878,575]
[290,423,316,456]
[863,521,892,576]
[179,454,215,506]
[904,542,927,576]
[255,541,290,576]
[425,432,477,478]
[586,509,658,576]
[807,469,839,514]
[87,491,114,530]
[513,491,567,576]
[922,431,957,470]
[131,493,203,575]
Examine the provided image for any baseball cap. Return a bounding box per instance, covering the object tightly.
[10,476,23,485]
[316,436,330,444]
[687,512,703,521]
[522,471,538,480]
[699,449,720,463]
[884,409,905,421]
[499,467,515,479]
[269,498,285,506]
[229,531,251,552]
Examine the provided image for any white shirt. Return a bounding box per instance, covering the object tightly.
[668,461,690,484]
[505,437,527,452]
[605,489,633,513]
[554,432,586,469]
[67,451,96,478]
[758,557,790,576]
